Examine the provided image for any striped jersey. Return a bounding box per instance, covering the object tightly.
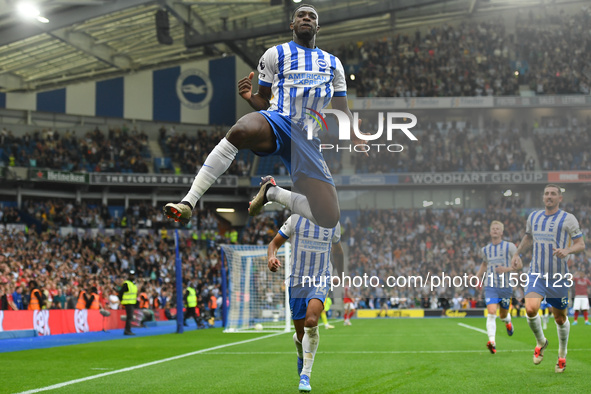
[480,241,517,288]
[526,209,583,276]
[278,214,341,286]
[257,41,347,137]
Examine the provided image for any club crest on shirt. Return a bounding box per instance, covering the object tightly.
[316,58,328,69]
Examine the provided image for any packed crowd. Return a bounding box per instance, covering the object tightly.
[4,199,221,233]
[533,120,591,171]
[1,114,588,177]
[340,21,519,98]
[332,8,591,97]
[346,201,591,310]
[159,126,251,176]
[353,118,528,173]
[0,220,224,320]
[239,209,290,246]
[1,195,590,315]
[516,10,591,95]
[0,125,150,173]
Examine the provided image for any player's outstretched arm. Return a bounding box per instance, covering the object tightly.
[238,72,271,111]
[267,233,287,272]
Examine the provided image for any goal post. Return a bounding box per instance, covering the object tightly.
[220,243,291,333]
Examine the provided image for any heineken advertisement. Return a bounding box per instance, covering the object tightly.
[30,169,89,184]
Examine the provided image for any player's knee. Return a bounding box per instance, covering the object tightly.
[555,315,566,325]
[525,306,538,317]
[304,316,319,329]
[225,123,250,148]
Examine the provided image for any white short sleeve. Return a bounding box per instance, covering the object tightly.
[525,211,535,234]
[479,247,486,261]
[508,242,517,258]
[278,215,293,239]
[257,47,277,87]
[332,57,347,95]
[565,213,583,239]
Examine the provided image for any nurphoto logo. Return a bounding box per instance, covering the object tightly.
[305,108,418,153]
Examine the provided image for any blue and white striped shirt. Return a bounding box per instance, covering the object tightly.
[525,209,583,276]
[278,214,341,286]
[480,240,517,288]
[257,41,347,137]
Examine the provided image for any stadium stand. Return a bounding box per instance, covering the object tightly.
[0,202,224,326]
[532,120,591,170]
[334,10,591,97]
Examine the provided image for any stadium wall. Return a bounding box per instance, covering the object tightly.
[0,55,253,126]
[0,309,177,336]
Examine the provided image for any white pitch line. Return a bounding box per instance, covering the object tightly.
[17,332,286,394]
[195,348,591,355]
[458,322,488,334]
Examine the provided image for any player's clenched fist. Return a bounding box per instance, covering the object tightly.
[268,257,281,272]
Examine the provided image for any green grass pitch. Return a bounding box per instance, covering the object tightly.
[2,317,590,393]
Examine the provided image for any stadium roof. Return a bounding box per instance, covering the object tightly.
[0,0,564,93]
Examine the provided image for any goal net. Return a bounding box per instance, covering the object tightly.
[221,243,291,333]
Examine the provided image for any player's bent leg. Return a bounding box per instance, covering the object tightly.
[294,177,340,229]
[165,113,274,221]
[225,112,276,152]
[525,294,548,364]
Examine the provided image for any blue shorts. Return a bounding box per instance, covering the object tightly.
[289,284,328,321]
[255,110,334,186]
[525,273,569,310]
[485,287,512,309]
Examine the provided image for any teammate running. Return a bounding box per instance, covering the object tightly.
[268,214,343,392]
[511,184,585,373]
[475,220,517,354]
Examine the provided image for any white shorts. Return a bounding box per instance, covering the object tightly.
[344,302,356,310]
[573,297,590,311]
